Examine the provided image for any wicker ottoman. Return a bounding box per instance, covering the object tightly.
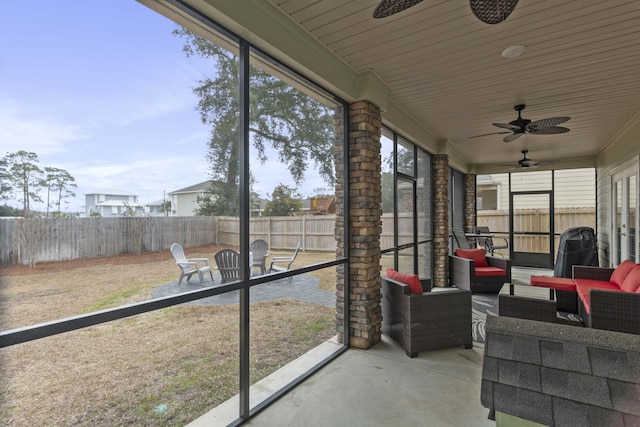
[530,276,578,313]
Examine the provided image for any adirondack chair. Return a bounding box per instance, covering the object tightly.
[214,249,241,283]
[268,241,300,277]
[170,243,213,285]
[250,239,269,275]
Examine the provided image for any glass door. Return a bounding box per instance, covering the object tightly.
[510,191,554,268]
[613,164,639,264]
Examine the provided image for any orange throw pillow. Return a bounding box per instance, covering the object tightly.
[455,248,489,267]
[386,268,423,294]
[610,259,636,286]
[620,264,640,293]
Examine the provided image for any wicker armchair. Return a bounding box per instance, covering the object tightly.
[381,277,473,358]
[449,255,511,293]
[573,265,640,335]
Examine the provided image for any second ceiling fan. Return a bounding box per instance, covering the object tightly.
[470,104,571,143]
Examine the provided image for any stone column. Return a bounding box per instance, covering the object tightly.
[432,154,449,287]
[335,100,382,349]
[464,174,476,232]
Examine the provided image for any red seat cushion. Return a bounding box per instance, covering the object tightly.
[620,264,640,293]
[530,276,576,292]
[475,266,506,277]
[386,268,423,294]
[610,259,637,287]
[455,248,488,267]
[574,279,622,313]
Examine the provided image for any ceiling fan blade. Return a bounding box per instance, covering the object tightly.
[469,0,519,24]
[527,126,570,135]
[468,131,511,138]
[527,117,571,129]
[493,122,520,130]
[503,133,523,142]
[373,0,424,18]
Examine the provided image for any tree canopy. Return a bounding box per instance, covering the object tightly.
[263,184,303,217]
[173,28,336,216]
[0,150,77,217]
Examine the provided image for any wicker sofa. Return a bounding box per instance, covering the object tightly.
[572,261,640,335]
[381,276,473,358]
[449,248,512,293]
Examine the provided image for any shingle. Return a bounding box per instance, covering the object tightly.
[568,371,611,407]
[553,397,588,427]
[493,383,518,415]
[540,339,566,369]
[541,366,568,396]
[586,405,624,427]
[513,334,541,364]
[486,331,514,359]
[516,388,553,426]
[609,379,640,415]
[480,379,494,408]
[482,355,498,382]
[590,347,634,382]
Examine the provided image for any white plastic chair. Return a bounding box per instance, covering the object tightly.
[170,243,213,285]
[268,241,301,277]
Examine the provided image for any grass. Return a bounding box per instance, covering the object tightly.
[0,245,338,426]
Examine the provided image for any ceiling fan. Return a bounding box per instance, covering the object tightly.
[501,148,559,171]
[470,104,571,143]
[373,0,519,24]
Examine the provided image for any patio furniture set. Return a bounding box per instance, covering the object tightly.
[381,228,639,359]
[169,240,300,285]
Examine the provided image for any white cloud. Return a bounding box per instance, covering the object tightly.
[0,100,88,155]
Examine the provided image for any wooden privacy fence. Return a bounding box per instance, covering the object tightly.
[0,209,595,266]
[0,217,218,266]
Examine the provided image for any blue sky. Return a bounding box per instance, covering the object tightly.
[1,1,327,212]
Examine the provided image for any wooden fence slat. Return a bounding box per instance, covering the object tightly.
[0,209,596,265]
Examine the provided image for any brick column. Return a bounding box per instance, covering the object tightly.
[464,174,476,232]
[335,100,382,349]
[432,154,449,287]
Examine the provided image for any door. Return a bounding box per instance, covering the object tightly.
[510,191,554,268]
[612,163,638,264]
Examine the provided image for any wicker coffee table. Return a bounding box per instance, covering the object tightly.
[498,283,557,323]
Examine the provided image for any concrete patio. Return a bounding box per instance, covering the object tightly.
[187,267,552,426]
[190,336,493,427]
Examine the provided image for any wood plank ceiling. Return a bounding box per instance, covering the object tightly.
[267,0,640,171]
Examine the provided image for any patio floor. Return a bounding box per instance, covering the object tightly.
[187,267,551,426]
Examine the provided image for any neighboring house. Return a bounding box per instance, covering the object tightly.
[294,195,336,216]
[145,199,171,217]
[477,168,596,210]
[168,181,213,216]
[84,189,144,217]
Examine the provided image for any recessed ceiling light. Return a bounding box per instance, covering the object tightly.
[502,45,526,58]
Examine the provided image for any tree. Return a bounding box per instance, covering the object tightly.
[263,184,302,217]
[0,204,21,216]
[0,150,44,216]
[44,166,77,216]
[173,28,336,216]
[160,200,172,217]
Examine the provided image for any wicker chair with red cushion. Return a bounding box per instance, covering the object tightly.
[381,271,472,358]
[449,248,512,293]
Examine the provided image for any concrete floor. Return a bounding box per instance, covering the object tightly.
[189,267,551,426]
[189,337,494,427]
